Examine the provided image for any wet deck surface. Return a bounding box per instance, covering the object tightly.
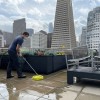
[0,69,100,100]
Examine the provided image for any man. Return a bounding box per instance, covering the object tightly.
[7,32,29,79]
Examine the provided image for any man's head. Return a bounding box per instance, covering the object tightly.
[22,32,29,38]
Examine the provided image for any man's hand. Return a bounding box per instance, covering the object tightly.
[17,52,22,57]
[16,44,22,57]
[19,53,23,57]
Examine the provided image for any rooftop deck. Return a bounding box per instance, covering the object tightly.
[0,69,100,100]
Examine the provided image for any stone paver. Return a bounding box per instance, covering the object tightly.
[59,91,78,100]
[82,86,100,96]
[76,93,100,100]
[65,84,83,92]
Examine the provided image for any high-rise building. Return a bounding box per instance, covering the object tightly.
[48,22,53,33]
[13,18,32,48]
[51,0,76,49]
[31,30,47,48]
[80,26,87,46]
[26,28,34,36]
[13,18,26,38]
[87,7,100,50]
[47,33,53,48]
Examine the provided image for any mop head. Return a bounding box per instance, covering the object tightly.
[32,75,44,81]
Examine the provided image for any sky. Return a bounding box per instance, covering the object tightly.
[0,0,100,41]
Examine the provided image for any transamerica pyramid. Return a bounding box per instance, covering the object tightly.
[51,0,76,49]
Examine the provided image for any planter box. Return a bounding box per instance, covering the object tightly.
[0,55,24,70]
[0,55,9,69]
[53,55,66,72]
[24,55,67,74]
[23,55,53,74]
[0,55,67,74]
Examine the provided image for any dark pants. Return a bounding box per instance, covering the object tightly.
[7,50,23,77]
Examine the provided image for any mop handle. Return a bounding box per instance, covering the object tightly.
[22,57,38,75]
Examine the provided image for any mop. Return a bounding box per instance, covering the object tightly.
[22,57,44,81]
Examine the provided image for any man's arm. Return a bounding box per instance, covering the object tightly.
[16,44,21,56]
[16,38,23,56]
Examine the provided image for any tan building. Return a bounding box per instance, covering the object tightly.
[51,0,76,49]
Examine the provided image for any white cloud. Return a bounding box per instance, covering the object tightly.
[0,0,3,3]
[0,15,12,25]
[34,0,44,3]
[28,7,42,17]
[26,17,48,32]
[89,0,97,8]
[0,0,25,6]
[74,17,86,28]
[79,8,90,16]
[6,0,25,5]
[0,1,27,17]
[0,15,12,32]
[42,4,56,16]
[95,0,100,2]
[74,16,86,41]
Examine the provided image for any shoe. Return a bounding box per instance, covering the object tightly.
[18,75,26,78]
[7,75,14,79]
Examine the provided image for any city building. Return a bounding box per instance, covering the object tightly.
[0,30,4,47]
[76,41,80,47]
[48,22,53,33]
[13,18,26,38]
[22,37,31,48]
[13,18,32,48]
[80,26,87,46]
[2,31,13,47]
[31,30,47,48]
[22,28,34,48]
[51,0,76,49]
[0,30,3,35]
[87,7,100,50]
[26,28,34,36]
[47,33,53,48]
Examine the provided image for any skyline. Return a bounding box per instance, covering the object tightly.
[0,0,100,41]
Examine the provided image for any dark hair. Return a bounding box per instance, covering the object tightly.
[22,32,29,36]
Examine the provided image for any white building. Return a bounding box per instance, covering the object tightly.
[3,31,13,47]
[31,30,47,48]
[0,35,4,47]
[80,26,87,46]
[22,37,31,48]
[87,7,100,50]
